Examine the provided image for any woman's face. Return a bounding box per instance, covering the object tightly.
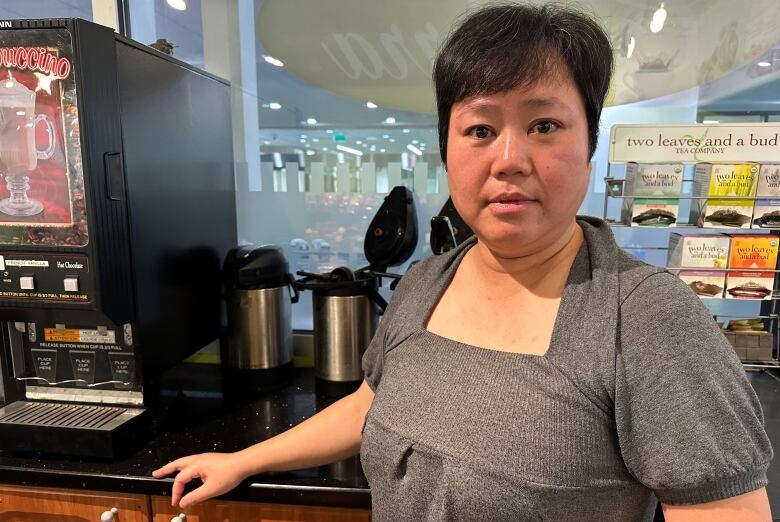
[446,70,592,258]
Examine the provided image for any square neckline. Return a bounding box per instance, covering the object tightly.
[418,230,589,360]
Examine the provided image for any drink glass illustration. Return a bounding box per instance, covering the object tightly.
[0,72,55,217]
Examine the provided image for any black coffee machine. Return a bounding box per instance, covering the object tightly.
[0,19,236,458]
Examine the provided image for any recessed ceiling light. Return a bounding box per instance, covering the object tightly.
[166,0,186,10]
[356,140,362,145]
[758,61,772,67]
[385,117,396,124]
[402,128,410,133]
[321,147,328,151]
[382,134,390,139]
[306,118,317,125]
[380,148,386,153]
[306,149,315,156]
[300,139,306,143]
[366,101,378,109]
[389,138,396,143]
[264,55,284,67]
[326,129,334,134]
[411,139,419,144]
[300,135,307,139]
[370,145,376,151]
[269,102,282,110]
[263,141,271,145]
[312,138,319,142]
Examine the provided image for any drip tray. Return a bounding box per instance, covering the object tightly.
[0,401,149,458]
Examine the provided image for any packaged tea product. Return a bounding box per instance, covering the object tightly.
[752,164,780,228]
[690,163,759,228]
[621,162,683,226]
[725,234,779,300]
[666,233,730,269]
[679,270,725,298]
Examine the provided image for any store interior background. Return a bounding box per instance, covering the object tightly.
[3,0,780,332]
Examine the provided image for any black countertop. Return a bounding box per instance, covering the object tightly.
[1,364,779,514]
[0,363,370,509]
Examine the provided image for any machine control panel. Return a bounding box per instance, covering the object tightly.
[0,253,93,303]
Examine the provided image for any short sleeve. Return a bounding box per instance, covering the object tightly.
[361,261,422,391]
[615,272,773,505]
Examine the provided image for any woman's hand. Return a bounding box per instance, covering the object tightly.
[152,452,248,508]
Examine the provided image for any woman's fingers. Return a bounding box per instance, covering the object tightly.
[179,481,218,509]
[170,466,200,507]
[152,456,193,478]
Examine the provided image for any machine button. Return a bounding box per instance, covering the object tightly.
[19,276,35,290]
[64,277,79,292]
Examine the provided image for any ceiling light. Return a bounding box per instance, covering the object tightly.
[300,135,307,139]
[263,140,271,145]
[269,102,282,110]
[650,3,666,33]
[382,134,390,139]
[326,129,334,134]
[305,149,315,156]
[166,0,186,10]
[402,128,410,133]
[702,119,719,124]
[370,145,376,151]
[626,36,636,59]
[306,118,317,125]
[366,101,378,109]
[321,147,328,151]
[336,144,363,156]
[263,55,284,67]
[758,61,772,67]
[380,148,386,153]
[389,138,396,143]
[312,138,319,142]
[356,140,362,145]
[300,139,306,143]
[385,117,396,124]
[407,144,422,155]
[411,139,419,144]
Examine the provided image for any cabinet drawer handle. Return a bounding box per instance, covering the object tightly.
[100,507,118,521]
[171,513,187,522]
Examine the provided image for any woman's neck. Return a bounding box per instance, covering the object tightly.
[466,221,583,293]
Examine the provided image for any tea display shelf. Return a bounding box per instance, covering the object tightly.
[600,176,780,368]
[603,176,780,200]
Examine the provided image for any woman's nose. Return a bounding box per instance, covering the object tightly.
[490,131,532,178]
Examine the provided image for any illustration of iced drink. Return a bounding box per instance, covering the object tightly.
[0,71,49,216]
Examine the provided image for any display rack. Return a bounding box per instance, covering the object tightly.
[605,123,780,370]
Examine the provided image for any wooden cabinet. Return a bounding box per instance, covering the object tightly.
[0,485,370,522]
[0,485,150,521]
[151,496,371,522]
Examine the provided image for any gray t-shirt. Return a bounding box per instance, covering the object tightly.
[360,216,772,521]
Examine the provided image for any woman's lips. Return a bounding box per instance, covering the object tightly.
[487,198,533,215]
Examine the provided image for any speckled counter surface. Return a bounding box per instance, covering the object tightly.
[0,363,370,509]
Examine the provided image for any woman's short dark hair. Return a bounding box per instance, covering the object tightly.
[433,3,614,164]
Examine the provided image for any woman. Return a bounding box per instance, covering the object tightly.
[154,4,773,520]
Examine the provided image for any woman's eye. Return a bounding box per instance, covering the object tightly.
[468,126,493,139]
[532,121,559,134]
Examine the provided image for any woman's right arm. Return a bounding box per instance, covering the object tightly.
[152,379,376,508]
